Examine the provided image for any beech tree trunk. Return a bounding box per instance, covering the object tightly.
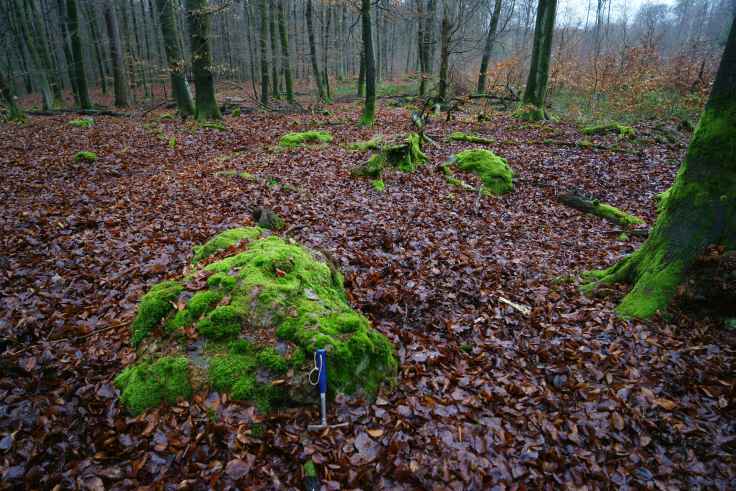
[66,0,92,109]
[155,0,194,116]
[0,68,25,121]
[258,0,269,104]
[477,0,502,94]
[13,0,54,110]
[520,0,557,120]
[277,0,294,103]
[437,0,450,101]
[186,0,221,120]
[306,0,325,100]
[104,0,130,108]
[269,1,279,99]
[584,16,736,319]
[416,0,427,96]
[360,0,376,125]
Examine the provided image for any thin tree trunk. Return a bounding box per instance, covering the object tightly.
[306,0,324,100]
[360,0,375,125]
[477,0,503,94]
[186,0,221,120]
[437,0,450,101]
[416,0,427,96]
[58,0,80,104]
[244,0,259,100]
[277,0,294,103]
[104,0,130,107]
[258,0,270,104]
[67,0,92,109]
[520,0,558,120]
[13,0,54,109]
[85,1,109,95]
[0,67,25,121]
[583,13,736,319]
[269,1,279,99]
[155,0,194,116]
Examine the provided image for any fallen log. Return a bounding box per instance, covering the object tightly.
[558,190,649,235]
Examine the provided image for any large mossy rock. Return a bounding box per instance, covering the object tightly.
[116,228,397,415]
[446,148,514,196]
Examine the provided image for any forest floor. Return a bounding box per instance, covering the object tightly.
[1,97,734,489]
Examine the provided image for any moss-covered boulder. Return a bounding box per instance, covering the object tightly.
[115,228,397,415]
[445,148,514,196]
[582,123,635,139]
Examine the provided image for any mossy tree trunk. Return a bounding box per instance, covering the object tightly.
[360,0,376,126]
[186,0,221,120]
[155,0,195,116]
[521,0,557,120]
[66,0,92,109]
[0,68,25,121]
[268,1,279,99]
[104,0,130,108]
[258,0,269,105]
[437,0,450,101]
[584,16,736,319]
[276,0,294,103]
[477,0,502,94]
[306,0,325,100]
[12,0,54,110]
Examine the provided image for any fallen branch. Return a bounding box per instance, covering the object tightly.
[558,190,648,231]
[4,320,131,358]
[26,108,130,117]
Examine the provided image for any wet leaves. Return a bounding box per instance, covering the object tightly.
[0,106,734,488]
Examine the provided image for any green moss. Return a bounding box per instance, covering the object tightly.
[200,121,227,131]
[239,171,256,180]
[449,149,514,196]
[207,271,237,290]
[192,227,263,264]
[513,104,545,122]
[577,139,594,148]
[371,179,385,192]
[596,203,645,226]
[187,290,224,318]
[351,133,427,178]
[69,117,94,128]
[159,113,174,121]
[168,136,177,148]
[349,136,383,151]
[304,460,318,478]
[582,123,636,139]
[74,151,97,162]
[279,130,333,148]
[197,305,242,339]
[231,107,241,117]
[131,280,183,345]
[256,347,287,373]
[449,131,494,144]
[114,356,192,415]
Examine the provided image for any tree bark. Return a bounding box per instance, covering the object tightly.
[477,0,502,94]
[0,68,25,121]
[306,0,325,100]
[269,0,279,99]
[84,1,109,96]
[437,0,450,101]
[66,0,92,109]
[360,0,376,125]
[13,0,54,110]
[416,0,427,96]
[186,0,221,120]
[104,0,130,108]
[584,16,736,319]
[58,0,80,105]
[155,0,194,116]
[277,0,294,103]
[520,0,557,120]
[258,0,269,105]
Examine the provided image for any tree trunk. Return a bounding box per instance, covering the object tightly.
[360,0,376,125]
[0,68,25,121]
[155,0,194,116]
[277,0,294,103]
[584,16,736,319]
[437,0,450,101]
[84,1,109,96]
[416,0,427,96]
[13,0,54,110]
[104,0,130,108]
[186,0,221,120]
[306,0,325,100]
[66,0,92,109]
[357,47,365,97]
[477,0,502,94]
[520,0,557,121]
[58,0,80,105]
[269,1,279,99]
[258,0,269,105]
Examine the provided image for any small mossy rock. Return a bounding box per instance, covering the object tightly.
[279,130,332,148]
[582,123,635,139]
[69,118,94,128]
[448,149,514,196]
[74,151,97,163]
[116,228,397,414]
[251,207,285,230]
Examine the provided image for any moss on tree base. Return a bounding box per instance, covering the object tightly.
[116,228,397,415]
[582,123,636,139]
[351,133,428,178]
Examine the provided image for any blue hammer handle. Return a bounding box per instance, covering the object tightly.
[316,348,328,394]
